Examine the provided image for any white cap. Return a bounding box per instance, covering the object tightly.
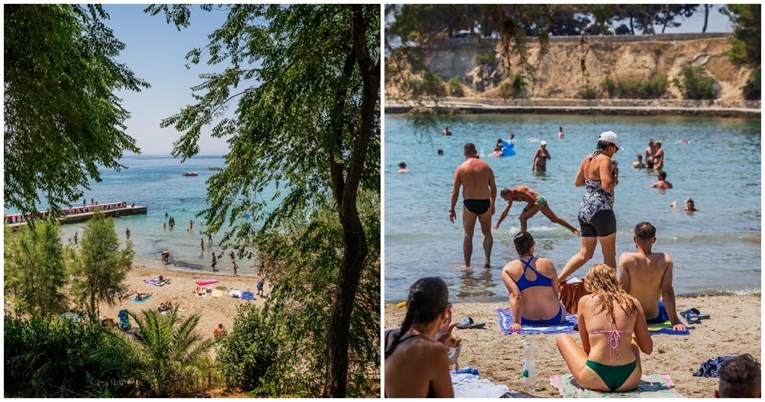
[540,140,547,146]
[598,131,621,149]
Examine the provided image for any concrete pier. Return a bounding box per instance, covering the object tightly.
[6,202,147,228]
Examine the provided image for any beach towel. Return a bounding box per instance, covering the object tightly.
[647,321,690,336]
[496,308,577,335]
[133,295,152,303]
[241,291,255,300]
[693,356,733,378]
[144,277,160,285]
[227,289,242,298]
[451,372,514,398]
[195,279,219,286]
[212,289,224,298]
[550,373,684,397]
[156,279,171,287]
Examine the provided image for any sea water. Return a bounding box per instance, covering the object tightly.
[8,155,263,276]
[385,114,761,301]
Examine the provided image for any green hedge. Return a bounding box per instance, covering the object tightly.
[677,66,716,100]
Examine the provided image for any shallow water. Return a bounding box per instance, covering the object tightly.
[7,155,264,276]
[385,113,761,301]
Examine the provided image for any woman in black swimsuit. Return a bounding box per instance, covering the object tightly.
[385,277,456,397]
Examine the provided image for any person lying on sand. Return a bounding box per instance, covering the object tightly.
[385,277,456,398]
[501,232,566,331]
[135,292,152,301]
[494,185,579,234]
[556,264,653,392]
[619,222,686,331]
[158,300,173,312]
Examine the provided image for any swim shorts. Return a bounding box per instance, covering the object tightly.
[535,196,547,206]
[646,300,669,324]
[463,199,491,215]
[578,210,616,237]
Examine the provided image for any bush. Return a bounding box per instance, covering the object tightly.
[602,74,668,99]
[678,66,716,99]
[4,315,111,397]
[474,52,493,65]
[743,67,760,100]
[500,75,526,99]
[578,86,599,99]
[217,304,278,392]
[448,77,464,97]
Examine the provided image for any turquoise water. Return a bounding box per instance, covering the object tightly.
[8,155,262,276]
[385,114,761,301]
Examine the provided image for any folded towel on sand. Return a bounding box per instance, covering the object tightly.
[550,373,684,397]
[227,289,242,298]
[144,277,159,285]
[212,289,224,298]
[451,372,515,398]
[496,308,576,335]
[241,291,255,300]
[647,321,690,335]
[693,356,733,378]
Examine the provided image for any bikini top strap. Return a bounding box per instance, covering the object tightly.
[588,329,629,360]
[520,256,536,273]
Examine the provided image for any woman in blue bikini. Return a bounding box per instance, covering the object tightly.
[556,264,653,392]
[501,232,566,332]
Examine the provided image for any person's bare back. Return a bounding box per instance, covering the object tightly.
[455,158,494,200]
[619,251,669,319]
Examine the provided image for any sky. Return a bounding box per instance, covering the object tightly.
[104,5,232,155]
[106,4,732,155]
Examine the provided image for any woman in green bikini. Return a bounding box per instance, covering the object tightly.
[556,264,653,392]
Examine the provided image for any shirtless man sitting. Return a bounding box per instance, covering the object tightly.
[618,222,686,331]
[449,143,497,268]
[494,185,579,234]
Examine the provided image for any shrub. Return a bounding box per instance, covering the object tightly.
[4,315,110,397]
[474,52,493,65]
[602,74,668,99]
[500,75,526,99]
[448,77,464,97]
[578,86,599,99]
[743,67,760,100]
[217,304,278,392]
[678,66,716,99]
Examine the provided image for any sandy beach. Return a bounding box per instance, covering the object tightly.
[385,294,761,397]
[100,265,269,340]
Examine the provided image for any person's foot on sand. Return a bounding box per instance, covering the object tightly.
[483,262,491,268]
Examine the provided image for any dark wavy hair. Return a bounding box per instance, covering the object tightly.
[513,231,534,256]
[385,277,449,358]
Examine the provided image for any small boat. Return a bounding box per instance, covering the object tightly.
[183,172,198,176]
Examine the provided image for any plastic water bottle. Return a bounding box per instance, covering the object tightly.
[522,339,537,390]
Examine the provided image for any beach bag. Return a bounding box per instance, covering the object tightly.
[560,279,589,315]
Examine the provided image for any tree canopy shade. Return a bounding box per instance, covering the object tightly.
[4,4,148,217]
[146,4,380,397]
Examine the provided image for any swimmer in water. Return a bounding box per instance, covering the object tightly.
[632,154,646,169]
[650,172,673,190]
[437,149,444,156]
[683,199,699,212]
[398,162,411,174]
[442,126,452,136]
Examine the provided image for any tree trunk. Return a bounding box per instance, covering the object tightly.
[324,5,379,398]
[702,5,709,33]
